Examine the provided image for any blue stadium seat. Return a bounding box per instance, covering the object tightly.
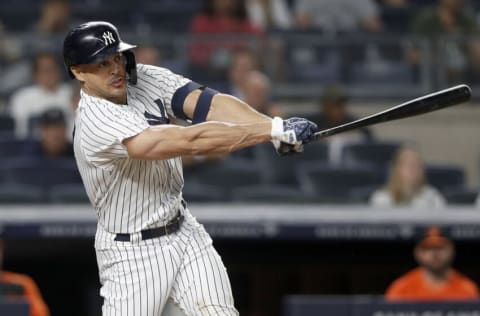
[253,143,300,186]
[0,0,39,31]
[0,183,45,203]
[298,164,384,203]
[49,183,89,204]
[5,158,82,189]
[182,182,230,202]
[286,43,340,83]
[298,142,329,163]
[0,137,32,159]
[425,164,466,193]
[341,142,402,168]
[232,185,307,203]
[0,115,15,132]
[193,158,263,192]
[350,61,415,85]
[380,6,415,34]
[443,187,478,205]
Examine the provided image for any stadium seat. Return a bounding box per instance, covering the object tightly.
[48,183,89,203]
[443,188,478,205]
[0,137,32,159]
[350,60,415,86]
[425,164,465,193]
[0,115,15,132]
[380,6,415,34]
[285,42,340,83]
[193,158,263,193]
[182,182,230,202]
[297,142,329,163]
[253,143,300,185]
[232,185,308,203]
[0,183,45,203]
[341,142,401,168]
[298,164,384,203]
[5,158,82,189]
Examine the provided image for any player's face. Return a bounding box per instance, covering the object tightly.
[415,244,454,276]
[71,53,127,104]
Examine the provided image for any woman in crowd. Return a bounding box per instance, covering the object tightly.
[370,147,446,208]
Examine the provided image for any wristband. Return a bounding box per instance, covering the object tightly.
[271,117,297,145]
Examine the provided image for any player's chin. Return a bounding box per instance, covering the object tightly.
[109,83,126,95]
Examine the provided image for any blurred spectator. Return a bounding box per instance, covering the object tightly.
[370,147,446,208]
[30,0,73,53]
[189,0,263,79]
[294,0,383,34]
[386,227,479,301]
[306,86,374,163]
[409,0,478,83]
[245,0,292,31]
[23,108,73,159]
[34,0,71,36]
[8,52,72,139]
[135,45,161,66]
[307,85,373,141]
[0,240,50,316]
[411,0,476,36]
[242,70,284,117]
[0,23,30,97]
[227,47,260,99]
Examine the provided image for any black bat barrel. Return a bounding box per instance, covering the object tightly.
[312,84,471,141]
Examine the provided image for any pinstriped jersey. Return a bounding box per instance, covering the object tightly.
[74,64,190,233]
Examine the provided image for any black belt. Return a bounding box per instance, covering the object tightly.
[114,210,185,242]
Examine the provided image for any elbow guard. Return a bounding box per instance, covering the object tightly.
[192,87,219,124]
[171,82,219,124]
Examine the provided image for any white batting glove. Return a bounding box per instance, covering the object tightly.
[270,117,297,145]
[270,117,303,155]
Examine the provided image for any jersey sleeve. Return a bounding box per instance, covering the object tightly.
[79,101,149,168]
[137,64,192,118]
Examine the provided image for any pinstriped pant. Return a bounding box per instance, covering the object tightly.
[95,209,238,316]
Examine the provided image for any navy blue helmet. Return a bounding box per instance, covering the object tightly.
[63,21,137,84]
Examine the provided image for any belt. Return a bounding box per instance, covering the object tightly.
[114,202,186,242]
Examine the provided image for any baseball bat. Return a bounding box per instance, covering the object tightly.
[311,84,472,141]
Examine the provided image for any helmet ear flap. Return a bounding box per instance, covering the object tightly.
[123,51,137,85]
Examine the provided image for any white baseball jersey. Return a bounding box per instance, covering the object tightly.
[74,64,189,233]
[74,63,238,315]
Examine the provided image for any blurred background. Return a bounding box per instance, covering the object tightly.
[1,0,480,315]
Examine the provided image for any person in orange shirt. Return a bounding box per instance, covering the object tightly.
[386,227,479,301]
[0,241,50,316]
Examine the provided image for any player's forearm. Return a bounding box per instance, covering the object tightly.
[206,94,272,124]
[126,121,272,160]
[183,121,272,155]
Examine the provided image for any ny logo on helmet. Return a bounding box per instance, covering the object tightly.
[102,31,116,45]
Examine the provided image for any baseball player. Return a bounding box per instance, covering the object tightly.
[63,21,317,315]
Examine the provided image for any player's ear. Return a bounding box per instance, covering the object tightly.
[70,66,85,82]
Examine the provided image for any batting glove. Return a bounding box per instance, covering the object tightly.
[270,117,317,156]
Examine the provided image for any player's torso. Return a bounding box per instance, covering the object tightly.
[74,70,184,233]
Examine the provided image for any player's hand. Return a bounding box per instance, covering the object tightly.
[283,117,318,144]
[275,142,304,156]
[270,117,317,156]
[271,116,317,144]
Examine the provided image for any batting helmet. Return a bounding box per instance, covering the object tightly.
[63,21,137,84]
